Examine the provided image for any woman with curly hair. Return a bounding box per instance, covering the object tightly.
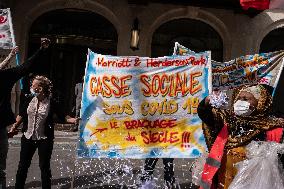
[10,75,64,189]
[197,84,284,189]
[0,39,49,189]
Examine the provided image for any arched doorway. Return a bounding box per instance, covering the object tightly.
[151,18,223,61]
[26,9,118,116]
[260,28,284,114]
[260,28,284,52]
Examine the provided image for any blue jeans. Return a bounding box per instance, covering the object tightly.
[0,128,8,189]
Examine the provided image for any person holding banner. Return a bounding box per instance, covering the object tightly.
[0,39,50,189]
[197,84,284,189]
[0,46,18,69]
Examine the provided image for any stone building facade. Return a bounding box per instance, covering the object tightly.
[3,0,284,114]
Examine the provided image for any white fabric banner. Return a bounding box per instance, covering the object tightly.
[0,8,15,49]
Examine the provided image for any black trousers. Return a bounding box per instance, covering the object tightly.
[141,158,175,184]
[0,128,8,189]
[280,154,284,169]
[15,136,53,189]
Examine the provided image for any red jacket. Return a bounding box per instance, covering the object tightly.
[240,0,270,10]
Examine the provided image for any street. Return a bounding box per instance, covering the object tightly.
[6,131,197,189]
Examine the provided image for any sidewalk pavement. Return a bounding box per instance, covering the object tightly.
[6,131,197,189]
[8,130,78,145]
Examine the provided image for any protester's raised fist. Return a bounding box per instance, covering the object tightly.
[10,46,18,56]
[40,38,51,49]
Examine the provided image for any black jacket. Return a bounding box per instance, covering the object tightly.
[197,98,266,149]
[19,95,64,139]
[0,49,44,128]
[198,96,284,169]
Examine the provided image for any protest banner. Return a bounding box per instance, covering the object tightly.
[0,8,23,90]
[78,50,211,158]
[0,8,15,49]
[173,42,284,91]
[0,8,19,111]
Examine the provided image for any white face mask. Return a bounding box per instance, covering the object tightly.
[30,88,39,97]
[233,100,254,116]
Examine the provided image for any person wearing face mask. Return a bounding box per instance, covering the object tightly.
[9,75,74,189]
[0,39,50,189]
[196,84,284,189]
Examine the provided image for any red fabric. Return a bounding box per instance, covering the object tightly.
[266,127,283,143]
[200,124,229,189]
[200,123,283,189]
[240,0,270,10]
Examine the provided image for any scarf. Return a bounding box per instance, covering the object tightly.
[215,85,284,149]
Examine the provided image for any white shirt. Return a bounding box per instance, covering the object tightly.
[24,97,50,140]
